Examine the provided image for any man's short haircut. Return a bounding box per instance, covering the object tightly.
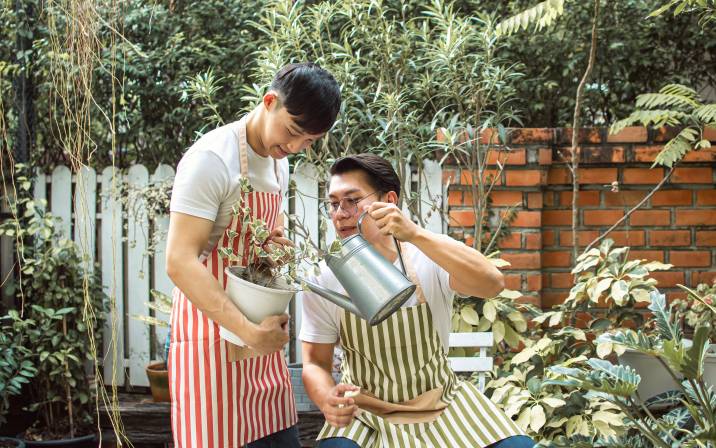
[270,62,341,135]
[329,154,401,198]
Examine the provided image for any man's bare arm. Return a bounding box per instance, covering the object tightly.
[165,212,288,354]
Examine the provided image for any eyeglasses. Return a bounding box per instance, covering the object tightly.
[322,191,379,216]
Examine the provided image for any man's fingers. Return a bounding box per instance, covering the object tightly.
[368,202,394,218]
[270,236,294,247]
[334,383,360,394]
[272,313,290,325]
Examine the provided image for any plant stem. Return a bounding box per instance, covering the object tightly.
[631,394,678,445]
[585,165,675,253]
[612,398,670,448]
[654,356,705,428]
[570,0,601,261]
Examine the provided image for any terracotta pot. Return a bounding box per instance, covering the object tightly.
[146,361,170,402]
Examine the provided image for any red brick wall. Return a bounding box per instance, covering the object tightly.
[444,127,716,309]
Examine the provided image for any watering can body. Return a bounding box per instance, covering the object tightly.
[301,213,416,325]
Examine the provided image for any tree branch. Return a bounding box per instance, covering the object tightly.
[570,0,602,261]
[585,166,675,253]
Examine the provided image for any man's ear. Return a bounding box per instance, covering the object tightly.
[385,191,399,205]
[263,92,280,111]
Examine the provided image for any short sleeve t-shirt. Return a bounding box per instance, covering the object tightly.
[299,243,456,351]
[170,120,290,259]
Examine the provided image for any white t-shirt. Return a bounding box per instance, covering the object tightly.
[299,243,456,351]
[170,120,290,259]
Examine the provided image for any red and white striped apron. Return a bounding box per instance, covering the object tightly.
[168,116,297,447]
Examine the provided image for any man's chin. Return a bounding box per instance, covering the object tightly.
[338,227,358,239]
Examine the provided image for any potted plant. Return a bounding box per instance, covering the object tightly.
[216,178,341,346]
[620,281,716,399]
[132,289,172,402]
[0,171,105,448]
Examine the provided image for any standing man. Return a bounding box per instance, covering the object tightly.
[166,62,341,448]
[300,154,535,448]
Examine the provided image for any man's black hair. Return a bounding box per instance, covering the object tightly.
[270,62,341,135]
[329,153,401,198]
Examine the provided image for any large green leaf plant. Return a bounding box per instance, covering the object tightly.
[485,240,675,444]
[548,292,716,447]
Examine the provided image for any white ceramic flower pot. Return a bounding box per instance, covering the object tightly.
[618,345,716,400]
[219,266,296,346]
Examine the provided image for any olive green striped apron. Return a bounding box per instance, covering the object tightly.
[317,251,523,447]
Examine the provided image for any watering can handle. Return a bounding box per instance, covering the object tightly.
[357,211,408,276]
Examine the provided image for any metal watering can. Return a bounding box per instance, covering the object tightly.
[301,211,416,325]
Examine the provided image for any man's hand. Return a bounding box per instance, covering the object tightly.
[321,383,361,428]
[259,226,295,267]
[244,314,290,355]
[367,202,420,242]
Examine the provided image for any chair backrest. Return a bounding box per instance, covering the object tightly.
[448,332,494,392]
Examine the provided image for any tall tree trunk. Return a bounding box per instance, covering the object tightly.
[570,0,602,260]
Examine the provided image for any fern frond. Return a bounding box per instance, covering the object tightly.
[659,83,698,99]
[654,131,694,168]
[610,110,688,135]
[635,93,699,110]
[694,104,716,124]
[495,0,565,36]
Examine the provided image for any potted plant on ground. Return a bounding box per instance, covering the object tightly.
[0,170,105,448]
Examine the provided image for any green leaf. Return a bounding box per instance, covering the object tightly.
[460,306,480,326]
[590,277,613,303]
[530,404,546,432]
[683,324,711,380]
[493,321,505,344]
[648,291,681,341]
[504,323,521,349]
[483,301,497,322]
[610,280,629,305]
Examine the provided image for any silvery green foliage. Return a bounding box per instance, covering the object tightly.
[218,178,340,289]
[548,292,716,448]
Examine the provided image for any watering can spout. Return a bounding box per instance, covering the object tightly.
[300,278,362,318]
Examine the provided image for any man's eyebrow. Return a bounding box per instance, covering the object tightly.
[328,188,361,199]
[288,122,305,135]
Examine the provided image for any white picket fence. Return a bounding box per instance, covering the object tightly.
[25,161,444,388]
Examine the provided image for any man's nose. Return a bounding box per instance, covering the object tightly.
[287,138,311,154]
[334,205,352,220]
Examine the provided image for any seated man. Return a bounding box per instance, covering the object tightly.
[299,154,535,448]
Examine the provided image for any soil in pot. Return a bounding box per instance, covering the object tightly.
[146,361,171,402]
[227,265,295,291]
[0,437,25,448]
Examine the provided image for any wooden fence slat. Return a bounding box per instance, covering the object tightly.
[101,167,126,386]
[33,170,46,207]
[126,165,150,387]
[150,164,175,360]
[292,163,320,363]
[74,166,97,272]
[51,165,72,239]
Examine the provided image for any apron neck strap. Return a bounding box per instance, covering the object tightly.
[400,243,427,305]
[237,116,282,193]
